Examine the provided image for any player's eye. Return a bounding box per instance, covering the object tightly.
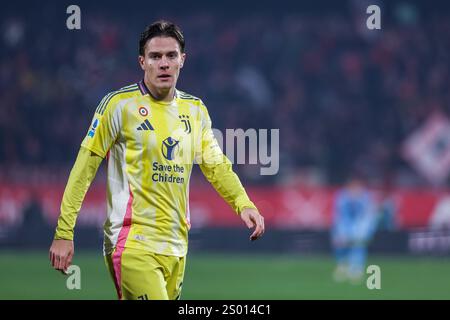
[167,52,178,59]
[149,54,161,59]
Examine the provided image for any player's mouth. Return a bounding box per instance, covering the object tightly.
[157,74,172,81]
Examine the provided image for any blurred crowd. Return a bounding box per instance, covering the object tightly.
[1,2,449,185]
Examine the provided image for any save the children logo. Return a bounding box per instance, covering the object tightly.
[162,137,180,160]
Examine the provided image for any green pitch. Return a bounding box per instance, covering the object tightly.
[0,251,449,299]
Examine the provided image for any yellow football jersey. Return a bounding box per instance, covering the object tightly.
[80,80,256,257]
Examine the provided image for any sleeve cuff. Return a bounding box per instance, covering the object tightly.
[54,229,74,241]
[236,196,258,214]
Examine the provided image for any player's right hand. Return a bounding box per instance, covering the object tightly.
[49,239,74,275]
[240,208,265,241]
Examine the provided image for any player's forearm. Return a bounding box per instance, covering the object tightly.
[54,146,103,240]
[200,155,257,214]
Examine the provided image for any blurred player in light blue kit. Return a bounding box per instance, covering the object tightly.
[331,174,377,283]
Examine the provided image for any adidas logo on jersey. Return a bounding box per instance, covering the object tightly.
[137,119,154,131]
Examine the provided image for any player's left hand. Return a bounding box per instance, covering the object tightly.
[240,208,265,241]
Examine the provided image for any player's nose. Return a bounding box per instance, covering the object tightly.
[159,57,170,69]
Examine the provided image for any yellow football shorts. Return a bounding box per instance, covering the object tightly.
[104,246,186,300]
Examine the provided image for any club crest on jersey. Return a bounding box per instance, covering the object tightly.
[162,137,180,160]
[179,114,191,134]
[139,106,149,117]
[87,118,100,138]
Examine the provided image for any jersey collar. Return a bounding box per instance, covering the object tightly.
[138,79,178,100]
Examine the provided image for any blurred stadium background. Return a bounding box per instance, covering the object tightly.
[1,0,450,299]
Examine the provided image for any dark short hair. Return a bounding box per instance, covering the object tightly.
[139,20,185,56]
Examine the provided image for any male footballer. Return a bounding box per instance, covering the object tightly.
[49,20,264,300]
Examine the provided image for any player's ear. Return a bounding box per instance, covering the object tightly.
[138,55,145,71]
[180,52,186,69]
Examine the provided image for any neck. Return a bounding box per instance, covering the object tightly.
[144,78,175,102]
